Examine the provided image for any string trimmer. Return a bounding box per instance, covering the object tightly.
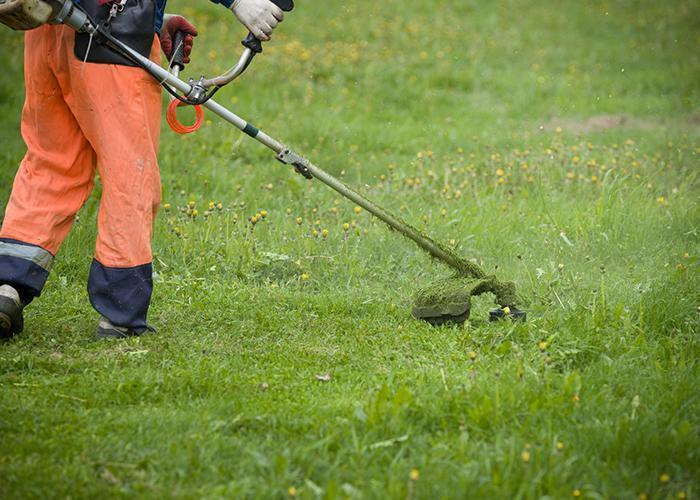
[0,0,526,325]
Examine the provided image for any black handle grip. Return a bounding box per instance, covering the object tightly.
[240,0,294,54]
[171,30,186,71]
[273,0,294,11]
[242,31,263,53]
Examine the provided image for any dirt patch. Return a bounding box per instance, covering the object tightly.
[541,114,657,134]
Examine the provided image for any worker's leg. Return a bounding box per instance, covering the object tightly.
[60,27,163,330]
[0,26,96,302]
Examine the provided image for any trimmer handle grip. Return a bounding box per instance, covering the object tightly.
[171,30,187,71]
[242,31,263,54]
[240,0,294,54]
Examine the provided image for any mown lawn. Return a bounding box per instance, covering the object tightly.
[1,0,699,498]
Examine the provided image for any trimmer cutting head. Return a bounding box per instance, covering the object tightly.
[412,275,526,326]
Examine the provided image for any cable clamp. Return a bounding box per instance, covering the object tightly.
[276,148,312,179]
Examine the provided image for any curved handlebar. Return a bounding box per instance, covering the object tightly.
[171,0,294,91]
[199,48,255,88]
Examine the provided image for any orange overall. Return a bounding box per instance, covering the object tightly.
[0,24,162,329]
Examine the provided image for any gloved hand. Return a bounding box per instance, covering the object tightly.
[160,15,198,64]
[231,0,284,42]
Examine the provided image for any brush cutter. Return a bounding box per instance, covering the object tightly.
[0,0,526,325]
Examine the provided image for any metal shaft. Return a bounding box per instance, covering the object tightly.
[301,162,487,278]
[120,42,487,279]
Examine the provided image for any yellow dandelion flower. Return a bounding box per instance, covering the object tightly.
[321,229,329,238]
[209,201,215,210]
[260,210,268,218]
[556,442,565,451]
[572,490,581,497]
[188,200,196,209]
[216,202,223,210]
[409,469,420,481]
[496,168,505,177]
[521,450,530,463]
[287,486,298,497]
[638,493,648,500]
[502,306,511,315]
[286,208,292,214]
[295,217,303,225]
[354,206,362,214]
[468,351,477,361]
[163,203,171,210]
[538,340,548,351]
[677,492,687,500]
[440,208,447,217]
[300,273,309,281]
[342,223,350,232]
[660,473,670,483]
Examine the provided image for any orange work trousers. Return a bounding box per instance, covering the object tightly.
[0,24,162,329]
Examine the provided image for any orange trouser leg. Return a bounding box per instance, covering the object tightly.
[0,25,162,329]
[56,25,163,329]
[0,25,96,296]
[55,25,163,268]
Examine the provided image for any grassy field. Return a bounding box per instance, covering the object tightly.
[1,0,699,498]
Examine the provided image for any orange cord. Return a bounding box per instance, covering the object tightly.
[166,99,205,134]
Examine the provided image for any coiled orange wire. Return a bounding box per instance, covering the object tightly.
[166,99,204,134]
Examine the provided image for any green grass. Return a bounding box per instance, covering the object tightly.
[1,0,699,498]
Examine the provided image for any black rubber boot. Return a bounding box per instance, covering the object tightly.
[0,284,24,339]
[95,317,155,339]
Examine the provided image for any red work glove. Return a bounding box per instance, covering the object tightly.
[160,15,198,64]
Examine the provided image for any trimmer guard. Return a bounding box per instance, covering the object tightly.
[412,275,523,326]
